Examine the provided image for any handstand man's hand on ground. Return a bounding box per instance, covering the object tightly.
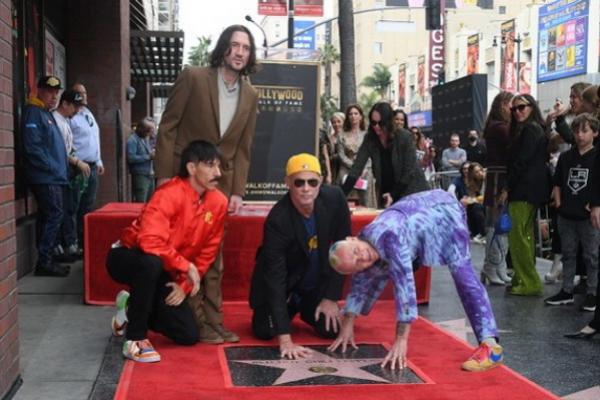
[328,313,358,353]
[381,322,411,370]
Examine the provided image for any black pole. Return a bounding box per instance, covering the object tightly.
[516,35,521,93]
[287,0,294,48]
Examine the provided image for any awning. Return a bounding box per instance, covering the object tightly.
[130,30,184,83]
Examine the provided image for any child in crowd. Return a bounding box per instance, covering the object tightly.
[545,113,600,312]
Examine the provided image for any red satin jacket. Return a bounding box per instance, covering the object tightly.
[120,176,227,293]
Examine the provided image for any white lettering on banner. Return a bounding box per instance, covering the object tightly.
[429,28,445,88]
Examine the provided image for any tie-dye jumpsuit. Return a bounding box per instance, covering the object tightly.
[344,189,498,342]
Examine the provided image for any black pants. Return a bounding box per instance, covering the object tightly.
[466,203,486,237]
[252,290,337,340]
[106,247,198,344]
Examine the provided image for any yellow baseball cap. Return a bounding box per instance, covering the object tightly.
[285,153,321,177]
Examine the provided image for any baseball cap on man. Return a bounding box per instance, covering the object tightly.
[286,153,321,177]
[37,75,62,89]
[60,89,84,105]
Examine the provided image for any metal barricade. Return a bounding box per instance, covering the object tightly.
[428,170,461,190]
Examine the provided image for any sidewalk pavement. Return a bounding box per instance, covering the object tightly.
[15,261,114,400]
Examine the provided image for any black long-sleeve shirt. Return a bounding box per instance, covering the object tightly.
[554,146,598,220]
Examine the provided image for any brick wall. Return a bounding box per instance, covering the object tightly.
[0,0,19,395]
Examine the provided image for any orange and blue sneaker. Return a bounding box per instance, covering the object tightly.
[111,290,129,337]
[122,339,161,363]
[461,342,503,372]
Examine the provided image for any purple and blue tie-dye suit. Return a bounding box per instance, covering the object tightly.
[345,189,498,342]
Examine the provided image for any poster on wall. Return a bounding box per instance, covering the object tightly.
[245,61,319,201]
[467,34,479,75]
[45,30,66,86]
[398,64,406,107]
[500,19,516,92]
[537,0,588,83]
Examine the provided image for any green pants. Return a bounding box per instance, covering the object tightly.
[508,201,542,295]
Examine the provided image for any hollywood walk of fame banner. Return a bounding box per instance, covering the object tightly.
[246,61,320,201]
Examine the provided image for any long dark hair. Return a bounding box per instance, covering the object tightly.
[509,94,546,138]
[209,25,257,75]
[484,91,513,137]
[342,103,366,131]
[393,109,409,129]
[368,102,395,137]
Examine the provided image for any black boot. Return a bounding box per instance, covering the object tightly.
[34,261,70,277]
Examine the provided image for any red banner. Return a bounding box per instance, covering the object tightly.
[398,64,406,107]
[259,0,323,17]
[500,19,516,92]
[296,0,323,17]
[467,34,479,75]
[258,0,286,16]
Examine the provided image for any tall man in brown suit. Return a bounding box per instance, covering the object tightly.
[155,25,259,343]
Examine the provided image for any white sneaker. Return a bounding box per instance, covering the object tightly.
[122,339,161,363]
[111,290,129,337]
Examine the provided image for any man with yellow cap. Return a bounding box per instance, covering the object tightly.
[249,153,351,359]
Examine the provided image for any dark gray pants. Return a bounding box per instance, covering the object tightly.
[559,216,600,295]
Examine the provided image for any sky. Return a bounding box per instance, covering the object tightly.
[179,0,267,63]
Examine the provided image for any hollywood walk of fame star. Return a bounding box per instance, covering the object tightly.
[233,349,390,385]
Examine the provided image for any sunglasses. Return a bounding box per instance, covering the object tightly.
[293,178,320,188]
[511,104,530,113]
[370,120,382,127]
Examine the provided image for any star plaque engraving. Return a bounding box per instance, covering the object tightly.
[223,344,425,387]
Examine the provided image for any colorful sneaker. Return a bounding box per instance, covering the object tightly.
[122,339,161,363]
[111,290,129,337]
[580,294,596,312]
[544,290,574,306]
[461,343,503,372]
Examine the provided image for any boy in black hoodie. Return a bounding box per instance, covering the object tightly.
[545,113,599,312]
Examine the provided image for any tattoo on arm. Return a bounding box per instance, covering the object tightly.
[396,322,408,336]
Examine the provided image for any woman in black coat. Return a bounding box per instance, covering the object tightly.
[505,94,551,296]
[341,102,429,208]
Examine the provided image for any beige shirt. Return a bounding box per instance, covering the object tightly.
[217,69,240,137]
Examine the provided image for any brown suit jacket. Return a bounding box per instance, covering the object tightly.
[155,66,258,197]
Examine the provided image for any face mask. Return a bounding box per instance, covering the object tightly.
[468,136,477,143]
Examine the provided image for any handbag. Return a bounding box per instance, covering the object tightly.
[494,205,512,235]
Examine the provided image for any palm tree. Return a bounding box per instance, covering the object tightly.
[319,42,340,100]
[338,0,357,110]
[358,91,380,114]
[362,64,392,99]
[187,36,212,67]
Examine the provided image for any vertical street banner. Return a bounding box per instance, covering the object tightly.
[293,20,316,49]
[467,34,479,75]
[518,62,531,94]
[258,0,286,16]
[537,0,588,82]
[245,62,319,201]
[398,64,406,107]
[429,28,445,88]
[296,0,323,17]
[500,19,516,92]
[417,55,426,98]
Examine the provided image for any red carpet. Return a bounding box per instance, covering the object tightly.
[114,301,559,400]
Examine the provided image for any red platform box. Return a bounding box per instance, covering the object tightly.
[84,203,431,305]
